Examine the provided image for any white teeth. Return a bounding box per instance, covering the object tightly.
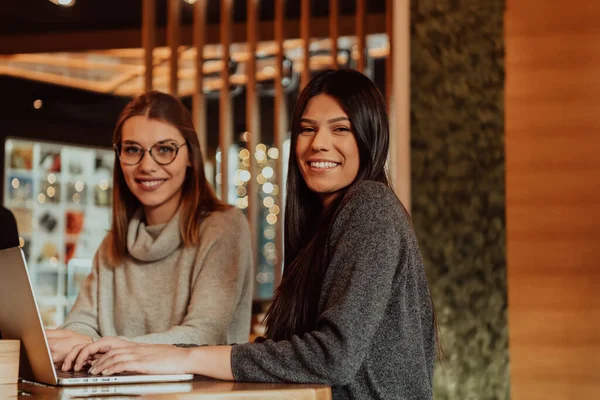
[310,161,338,169]
[139,180,164,188]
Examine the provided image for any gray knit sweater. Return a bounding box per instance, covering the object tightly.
[231,181,435,400]
[62,206,253,345]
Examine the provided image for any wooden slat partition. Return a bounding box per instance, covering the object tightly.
[219,0,233,202]
[246,0,261,278]
[193,0,207,154]
[167,0,180,96]
[273,0,287,287]
[142,0,155,92]
[329,0,338,69]
[506,0,600,398]
[385,0,396,204]
[385,0,393,108]
[390,0,410,211]
[355,0,366,73]
[300,0,311,89]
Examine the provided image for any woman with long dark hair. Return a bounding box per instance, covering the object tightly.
[63,70,437,400]
[47,91,254,363]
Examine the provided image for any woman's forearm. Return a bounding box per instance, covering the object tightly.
[187,346,234,380]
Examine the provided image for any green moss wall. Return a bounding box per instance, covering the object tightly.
[409,1,508,399]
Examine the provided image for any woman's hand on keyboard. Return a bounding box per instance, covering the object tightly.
[45,329,94,363]
[63,337,192,376]
[62,336,132,372]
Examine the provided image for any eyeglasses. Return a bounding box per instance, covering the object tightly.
[114,141,187,166]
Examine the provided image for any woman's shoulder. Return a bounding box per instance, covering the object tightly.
[334,180,412,233]
[200,206,249,235]
[342,180,404,214]
[90,232,114,268]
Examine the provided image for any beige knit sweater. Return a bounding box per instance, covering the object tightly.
[61,206,253,345]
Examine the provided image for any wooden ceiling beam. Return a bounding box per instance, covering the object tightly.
[0,14,386,55]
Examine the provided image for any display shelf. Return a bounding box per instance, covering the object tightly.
[3,200,33,210]
[35,262,67,274]
[4,137,114,328]
[6,168,34,177]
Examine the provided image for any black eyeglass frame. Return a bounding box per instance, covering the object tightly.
[114,141,188,166]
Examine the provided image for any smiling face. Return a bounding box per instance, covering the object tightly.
[119,116,190,225]
[295,94,360,207]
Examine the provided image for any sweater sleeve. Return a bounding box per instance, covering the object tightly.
[231,183,410,385]
[125,209,252,345]
[60,248,102,340]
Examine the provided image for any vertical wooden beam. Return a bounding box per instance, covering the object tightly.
[142,0,155,92]
[300,0,311,89]
[356,0,366,73]
[220,0,233,202]
[273,0,287,288]
[246,0,261,291]
[391,0,410,212]
[167,0,181,96]
[385,0,395,195]
[329,0,338,69]
[193,0,207,154]
[385,0,393,109]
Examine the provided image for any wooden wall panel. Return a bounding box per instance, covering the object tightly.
[506,1,600,398]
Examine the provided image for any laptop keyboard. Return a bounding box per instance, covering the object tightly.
[55,364,139,378]
[56,369,94,379]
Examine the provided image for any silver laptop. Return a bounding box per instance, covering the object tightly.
[0,246,194,386]
[24,382,194,399]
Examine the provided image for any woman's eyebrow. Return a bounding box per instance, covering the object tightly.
[122,139,178,145]
[327,117,350,124]
[154,139,179,144]
[300,117,350,124]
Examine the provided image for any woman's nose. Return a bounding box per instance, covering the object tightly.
[310,129,332,152]
[138,149,158,171]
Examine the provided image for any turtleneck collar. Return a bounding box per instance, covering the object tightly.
[127,207,182,262]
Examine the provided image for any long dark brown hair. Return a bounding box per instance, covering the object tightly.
[264,69,393,340]
[107,91,229,265]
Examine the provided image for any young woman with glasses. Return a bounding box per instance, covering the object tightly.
[62,70,438,400]
[46,91,254,364]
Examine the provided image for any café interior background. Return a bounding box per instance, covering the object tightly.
[0,0,513,399]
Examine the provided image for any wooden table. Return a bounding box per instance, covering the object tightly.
[13,376,332,399]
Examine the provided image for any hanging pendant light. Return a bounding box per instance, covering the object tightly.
[48,0,76,6]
